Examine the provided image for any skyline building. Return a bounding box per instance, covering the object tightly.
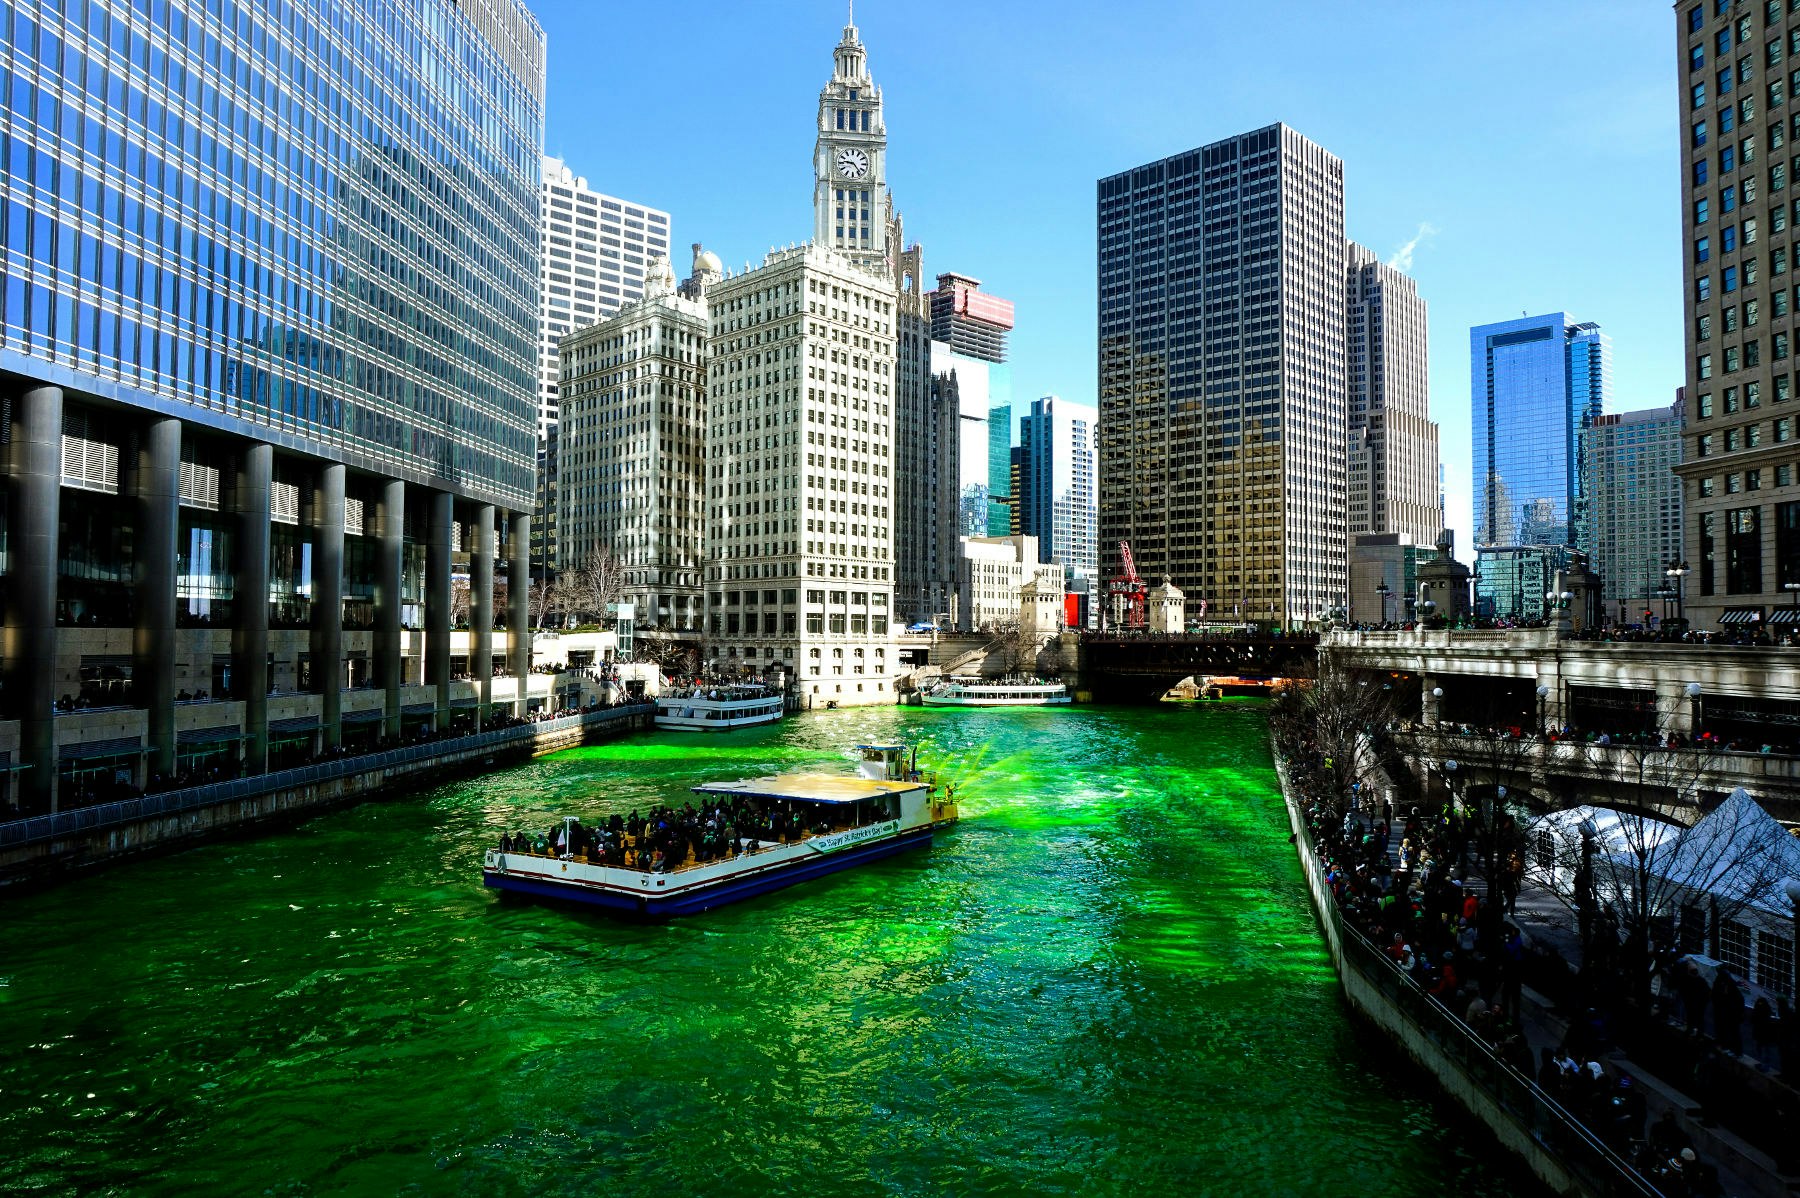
[532,157,670,577]
[557,249,716,634]
[1097,124,1349,628]
[704,245,899,705]
[1676,0,1800,629]
[1470,313,1609,549]
[1578,399,1685,615]
[1016,396,1099,613]
[0,0,546,813]
[1346,243,1440,545]
[536,156,673,436]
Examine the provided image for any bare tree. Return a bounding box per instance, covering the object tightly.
[528,576,559,631]
[1267,657,1397,819]
[566,546,627,625]
[451,576,471,629]
[986,617,1041,676]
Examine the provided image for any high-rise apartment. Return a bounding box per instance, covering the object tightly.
[1471,314,1610,549]
[557,251,716,633]
[533,159,670,575]
[1578,400,1685,614]
[1347,243,1440,544]
[1676,0,1800,628]
[705,245,898,704]
[0,0,545,813]
[1016,396,1099,608]
[1098,125,1348,627]
[536,157,673,435]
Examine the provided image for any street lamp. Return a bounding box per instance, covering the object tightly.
[1536,683,1551,736]
[1665,560,1690,620]
[1685,681,1703,738]
[1784,581,1800,613]
[1577,817,1600,966]
[1376,578,1392,625]
[1431,685,1445,725]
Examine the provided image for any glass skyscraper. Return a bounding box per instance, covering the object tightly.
[0,0,545,812]
[1470,313,1610,549]
[1016,395,1098,614]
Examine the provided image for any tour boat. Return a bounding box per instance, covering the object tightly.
[653,683,785,731]
[480,744,958,917]
[919,676,1072,707]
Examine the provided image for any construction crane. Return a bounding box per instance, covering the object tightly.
[1106,540,1148,630]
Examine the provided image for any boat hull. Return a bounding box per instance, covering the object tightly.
[918,695,1071,707]
[483,825,938,917]
[652,711,785,732]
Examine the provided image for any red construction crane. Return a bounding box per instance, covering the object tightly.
[1107,540,1148,630]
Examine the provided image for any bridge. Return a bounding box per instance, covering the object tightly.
[1074,631,1319,704]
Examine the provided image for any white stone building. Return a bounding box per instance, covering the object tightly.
[956,535,1060,632]
[705,244,899,704]
[556,250,715,633]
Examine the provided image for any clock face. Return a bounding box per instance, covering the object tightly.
[836,147,870,180]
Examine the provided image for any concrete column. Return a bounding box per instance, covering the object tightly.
[234,443,272,775]
[8,385,62,812]
[425,489,452,732]
[375,478,405,742]
[508,510,531,711]
[472,503,495,729]
[311,463,345,751]
[135,417,180,782]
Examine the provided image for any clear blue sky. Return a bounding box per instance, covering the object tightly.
[535,0,1680,551]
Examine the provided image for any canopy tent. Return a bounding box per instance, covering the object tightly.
[1638,788,1800,918]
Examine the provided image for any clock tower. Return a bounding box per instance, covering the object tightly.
[814,11,889,272]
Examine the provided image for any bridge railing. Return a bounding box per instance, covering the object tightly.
[1081,629,1318,644]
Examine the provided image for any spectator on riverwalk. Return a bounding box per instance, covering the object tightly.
[1712,969,1745,1055]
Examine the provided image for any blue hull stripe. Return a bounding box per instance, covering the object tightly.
[482,827,937,917]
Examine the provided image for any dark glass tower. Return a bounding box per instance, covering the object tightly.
[1097,124,1347,628]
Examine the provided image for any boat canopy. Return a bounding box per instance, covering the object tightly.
[692,772,924,805]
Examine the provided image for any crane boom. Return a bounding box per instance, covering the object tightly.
[1119,540,1141,585]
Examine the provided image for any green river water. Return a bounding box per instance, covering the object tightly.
[0,704,1536,1196]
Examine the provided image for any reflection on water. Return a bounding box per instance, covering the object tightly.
[0,705,1537,1196]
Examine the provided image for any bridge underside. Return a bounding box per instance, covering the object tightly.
[1078,637,1318,705]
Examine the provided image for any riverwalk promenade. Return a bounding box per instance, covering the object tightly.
[1279,752,1800,1198]
[0,702,654,889]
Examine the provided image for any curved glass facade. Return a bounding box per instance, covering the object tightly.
[0,0,543,507]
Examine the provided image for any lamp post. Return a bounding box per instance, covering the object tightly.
[1376,578,1392,625]
[1666,560,1690,620]
[1431,685,1445,725]
[1686,681,1703,738]
[1784,581,1800,613]
[1442,758,1458,817]
[1536,683,1551,736]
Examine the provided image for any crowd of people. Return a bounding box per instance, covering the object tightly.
[1276,723,1735,1195]
[498,793,847,874]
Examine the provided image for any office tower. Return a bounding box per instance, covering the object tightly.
[0,0,544,813]
[1677,1,1800,627]
[557,251,716,634]
[704,245,898,705]
[1470,313,1610,549]
[1346,244,1440,544]
[533,159,670,575]
[1578,399,1685,614]
[1097,125,1348,628]
[1016,396,1099,609]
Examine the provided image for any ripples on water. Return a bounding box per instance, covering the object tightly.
[0,705,1537,1196]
